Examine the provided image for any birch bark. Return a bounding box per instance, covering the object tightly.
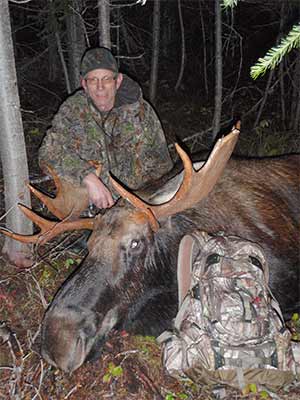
[0,0,33,266]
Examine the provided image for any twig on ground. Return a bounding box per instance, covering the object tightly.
[0,321,24,400]
[125,358,163,399]
[29,274,48,309]
[64,384,79,399]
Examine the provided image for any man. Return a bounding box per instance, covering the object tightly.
[39,47,173,210]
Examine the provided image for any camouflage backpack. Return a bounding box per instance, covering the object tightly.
[157,230,299,390]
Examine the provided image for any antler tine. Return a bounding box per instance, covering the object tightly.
[109,178,160,231]
[28,183,65,220]
[169,143,193,201]
[45,165,62,193]
[0,229,41,244]
[0,204,95,245]
[0,204,56,244]
[109,143,193,232]
[29,165,90,220]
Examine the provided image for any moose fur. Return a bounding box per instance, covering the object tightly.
[40,153,300,373]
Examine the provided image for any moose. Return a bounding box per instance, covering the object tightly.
[1,125,299,373]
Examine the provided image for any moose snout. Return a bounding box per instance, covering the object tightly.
[41,305,119,373]
[41,307,98,373]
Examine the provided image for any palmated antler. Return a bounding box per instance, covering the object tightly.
[110,123,240,230]
[0,165,98,244]
[33,165,90,219]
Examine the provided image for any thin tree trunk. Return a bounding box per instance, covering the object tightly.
[0,0,33,267]
[293,94,300,134]
[115,7,120,59]
[292,0,300,132]
[46,0,59,81]
[55,31,72,94]
[149,0,160,104]
[98,0,111,49]
[279,60,286,130]
[253,65,274,130]
[66,0,86,92]
[291,51,300,132]
[253,69,274,129]
[48,0,71,93]
[279,2,286,130]
[119,11,137,75]
[199,0,208,96]
[47,33,59,82]
[175,0,185,91]
[212,0,222,141]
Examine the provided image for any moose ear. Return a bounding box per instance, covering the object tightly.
[177,234,196,307]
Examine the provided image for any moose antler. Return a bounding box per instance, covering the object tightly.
[31,165,90,220]
[110,123,240,229]
[0,205,94,244]
[0,166,97,244]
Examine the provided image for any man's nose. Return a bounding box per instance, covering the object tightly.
[97,79,104,89]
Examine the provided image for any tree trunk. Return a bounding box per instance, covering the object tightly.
[66,0,86,92]
[149,0,160,104]
[175,0,185,91]
[55,30,72,94]
[278,1,286,130]
[119,10,137,75]
[0,0,33,267]
[253,68,274,129]
[47,33,59,82]
[291,50,300,133]
[98,0,111,49]
[48,0,71,93]
[199,0,208,96]
[212,0,222,141]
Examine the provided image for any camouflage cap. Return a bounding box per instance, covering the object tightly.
[80,47,118,77]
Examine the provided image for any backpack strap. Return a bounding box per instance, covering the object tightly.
[177,231,210,307]
[177,234,195,308]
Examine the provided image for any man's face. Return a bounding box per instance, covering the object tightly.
[82,69,123,112]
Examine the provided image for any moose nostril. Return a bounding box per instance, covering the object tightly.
[82,323,96,337]
[61,335,86,374]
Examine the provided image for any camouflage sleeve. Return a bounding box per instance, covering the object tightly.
[38,97,97,186]
[138,100,173,181]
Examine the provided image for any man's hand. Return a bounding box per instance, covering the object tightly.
[82,173,115,209]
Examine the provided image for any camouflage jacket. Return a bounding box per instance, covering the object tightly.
[39,75,173,194]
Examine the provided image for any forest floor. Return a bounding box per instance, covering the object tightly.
[0,86,300,399]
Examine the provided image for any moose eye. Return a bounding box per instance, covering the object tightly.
[130,239,140,249]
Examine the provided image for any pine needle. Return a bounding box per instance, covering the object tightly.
[222,0,238,8]
[250,24,300,80]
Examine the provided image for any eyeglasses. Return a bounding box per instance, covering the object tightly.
[85,76,116,87]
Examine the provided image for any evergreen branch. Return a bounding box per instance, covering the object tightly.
[250,24,300,80]
[222,0,238,8]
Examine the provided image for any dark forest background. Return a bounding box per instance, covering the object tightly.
[0,2,300,399]
[9,0,300,169]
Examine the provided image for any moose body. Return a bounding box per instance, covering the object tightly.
[41,153,300,373]
[1,128,298,373]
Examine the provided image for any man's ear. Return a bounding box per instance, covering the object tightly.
[81,77,88,92]
[116,73,123,90]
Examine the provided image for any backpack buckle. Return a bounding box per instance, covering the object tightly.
[190,284,201,300]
